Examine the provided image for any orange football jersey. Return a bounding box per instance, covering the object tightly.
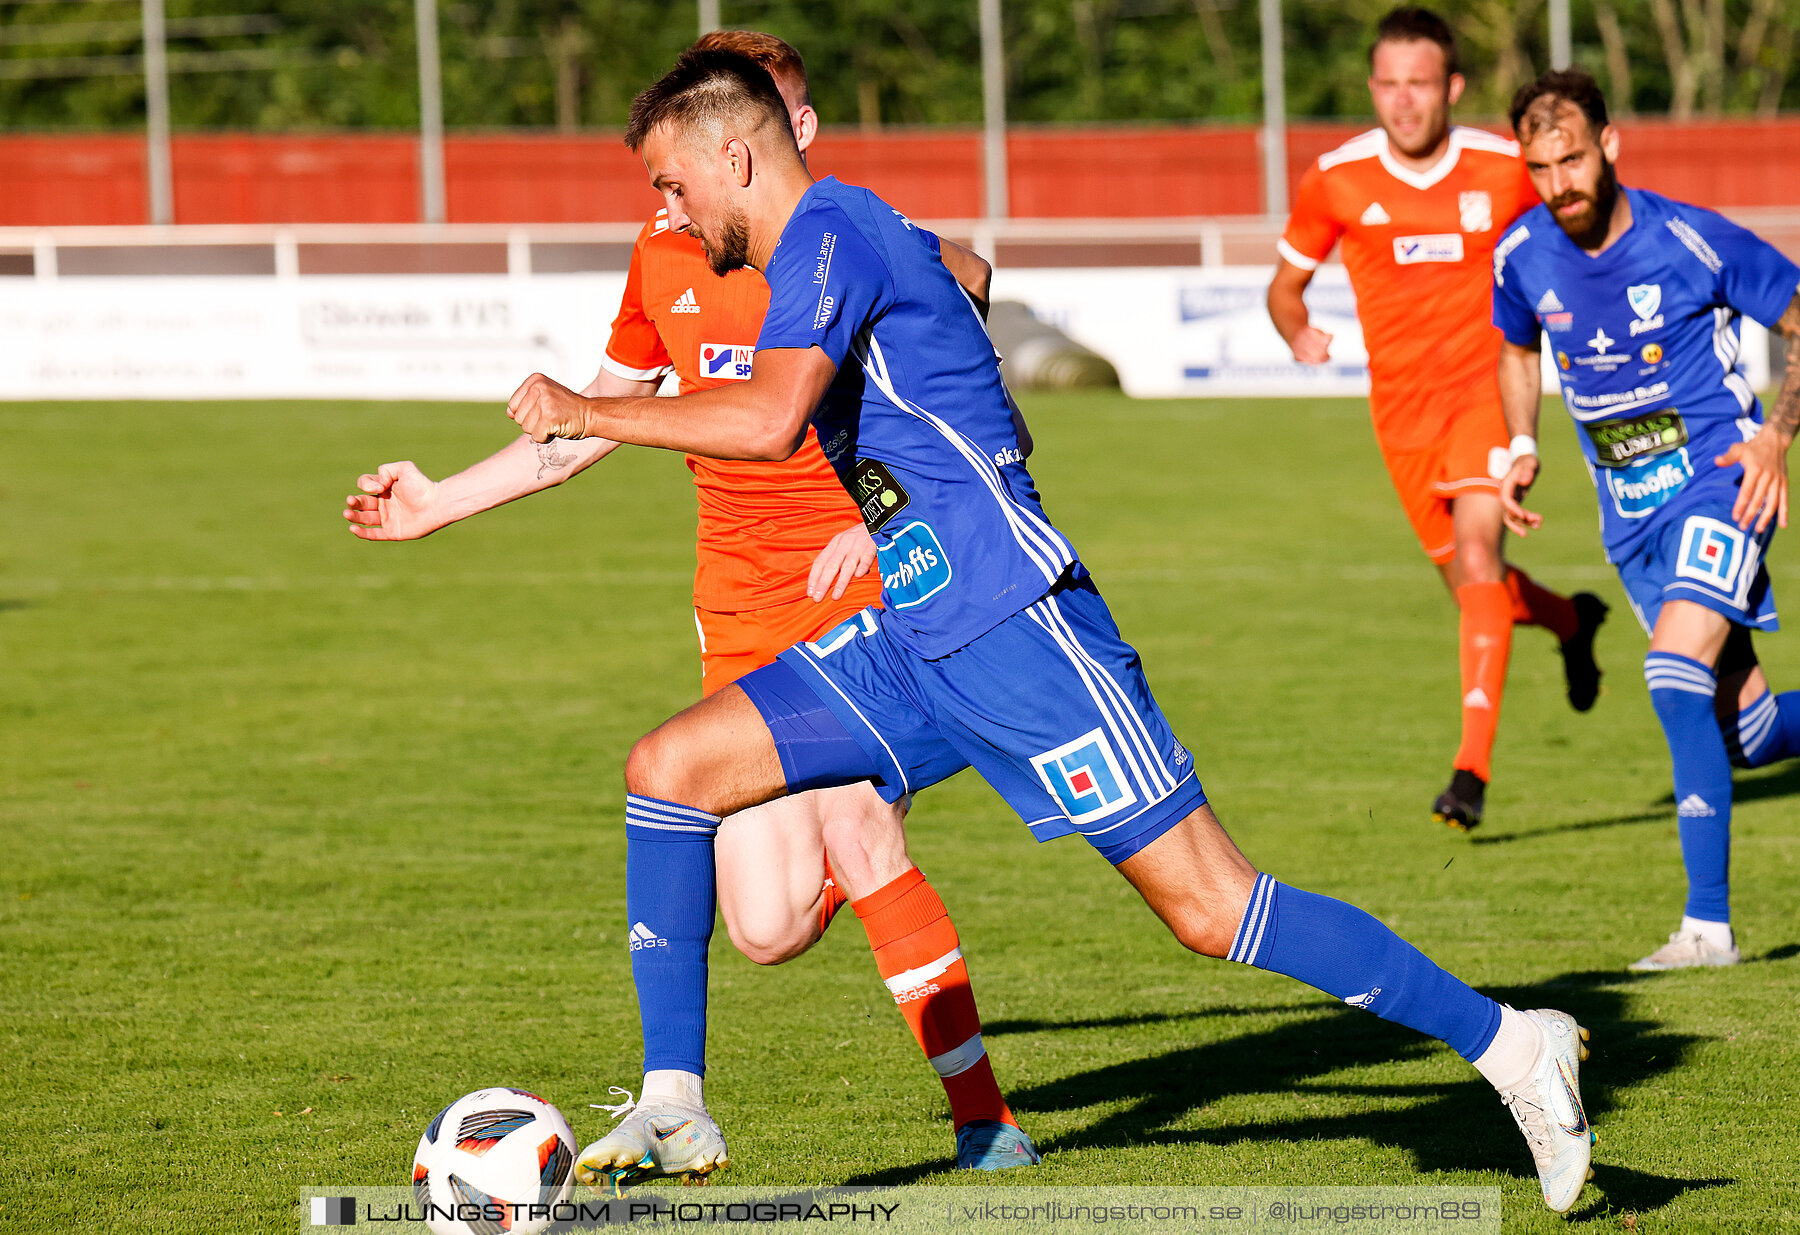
[1280,126,1541,452]
[604,212,878,613]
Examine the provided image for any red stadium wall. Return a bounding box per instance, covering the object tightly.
[4,119,1799,227]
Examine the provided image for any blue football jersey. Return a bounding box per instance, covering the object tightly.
[1492,187,1800,559]
[757,177,1077,658]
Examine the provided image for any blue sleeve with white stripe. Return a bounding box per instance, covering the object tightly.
[756,201,893,368]
[1492,247,1541,347]
[1684,207,1800,329]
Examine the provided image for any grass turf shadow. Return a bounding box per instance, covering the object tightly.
[1475,762,1800,847]
[845,969,1721,1218]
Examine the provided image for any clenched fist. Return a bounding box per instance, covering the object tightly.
[507,372,592,442]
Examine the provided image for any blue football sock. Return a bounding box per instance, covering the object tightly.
[1644,653,1732,923]
[1229,873,1502,1060]
[1726,688,1800,769]
[625,794,721,1077]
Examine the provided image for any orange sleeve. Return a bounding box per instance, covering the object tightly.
[603,220,674,381]
[1505,157,1541,229]
[1278,163,1342,271]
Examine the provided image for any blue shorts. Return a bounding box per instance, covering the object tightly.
[1616,501,1779,636]
[736,570,1205,865]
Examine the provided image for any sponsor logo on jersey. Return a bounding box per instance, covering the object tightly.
[1493,225,1529,285]
[1360,201,1391,226]
[851,457,911,533]
[1583,408,1688,467]
[1577,325,1632,371]
[1642,342,1664,364]
[1627,284,1665,335]
[877,521,952,609]
[1567,381,1670,412]
[670,287,700,314]
[1033,728,1138,824]
[1604,449,1693,519]
[811,232,838,330]
[1677,516,1750,594]
[1459,190,1493,233]
[699,343,754,380]
[1393,233,1465,264]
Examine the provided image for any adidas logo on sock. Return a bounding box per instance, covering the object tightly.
[1463,687,1493,710]
[1676,794,1717,818]
[629,921,668,950]
[1535,289,1565,313]
[671,288,701,314]
[1344,987,1381,1009]
[1360,201,1391,226]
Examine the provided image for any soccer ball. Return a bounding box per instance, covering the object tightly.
[411,1087,577,1235]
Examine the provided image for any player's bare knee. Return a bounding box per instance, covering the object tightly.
[1165,903,1236,958]
[722,907,814,967]
[1455,541,1503,586]
[624,727,710,808]
[820,805,910,890]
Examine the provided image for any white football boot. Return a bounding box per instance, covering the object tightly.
[575,1088,729,1191]
[1628,930,1739,972]
[1496,1008,1595,1214]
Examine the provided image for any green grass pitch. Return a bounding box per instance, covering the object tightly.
[2,393,1797,1232]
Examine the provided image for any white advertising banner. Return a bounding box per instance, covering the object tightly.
[0,267,1768,401]
[0,274,624,402]
[996,265,1771,399]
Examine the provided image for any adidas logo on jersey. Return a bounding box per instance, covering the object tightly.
[671,288,701,314]
[1360,202,1391,226]
[628,921,668,950]
[1677,795,1717,818]
[1536,289,1565,313]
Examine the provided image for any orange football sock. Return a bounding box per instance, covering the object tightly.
[1503,567,1579,641]
[1454,581,1514,782]
[853,866,1015,1130]
[819,854,849,937]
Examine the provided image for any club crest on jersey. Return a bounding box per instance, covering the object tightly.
[1627,283,1665,335]
[1033,729,1137,825]
[699,343,754,381]
[1677,516,1752,596]
[1393,234,1464,264]
[877,521,951,610]
[1459,190,1493,233]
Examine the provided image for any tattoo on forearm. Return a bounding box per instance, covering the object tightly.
[535,440,577,479]
[1768,292,1800,440]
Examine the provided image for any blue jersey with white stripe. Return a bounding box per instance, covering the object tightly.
[1492,187,1800,559]
[757,177,1076,658]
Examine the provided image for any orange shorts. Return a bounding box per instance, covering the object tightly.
[695,583,882,697]
[1377,400,1509,565]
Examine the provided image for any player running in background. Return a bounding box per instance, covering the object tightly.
[1492,69,1800,972]
[508,47,1599,1214]
[344,31,1038,1178]
[1268,7,1606,831]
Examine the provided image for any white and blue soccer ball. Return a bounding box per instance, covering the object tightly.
[411,1087,577,1235]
